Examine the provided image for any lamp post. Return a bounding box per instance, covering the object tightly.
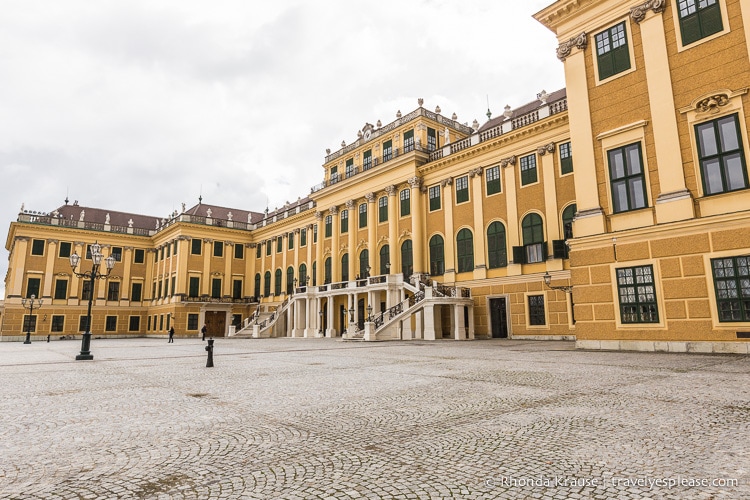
[348,306,355,326]
[21,294,43,344]
[69,242,116,360]
[366,304,373,321]
[543,272,573,293]
[365,266,371,279]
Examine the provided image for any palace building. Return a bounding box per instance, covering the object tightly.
[2,0,749,353]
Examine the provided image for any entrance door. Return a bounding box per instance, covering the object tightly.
[357,298,365,330]
[205,311,226,337]
[489,298,508,338]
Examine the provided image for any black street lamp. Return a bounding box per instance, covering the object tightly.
[348,306,355,325]
[366,304,373,321]
[543,272,573,293]
[365,266,371,278]
[21,294,43,344]
[69,242,116,360]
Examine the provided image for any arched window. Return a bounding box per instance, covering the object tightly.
[380,245,390,275]
[274,269,282,296]
[401,240,413,280]
[299,263,307,287]
[286,266,294,294]
[456,229,474,273]
[487,222,507,269]
[341,253,349,282]
[263,271,271,297]
[360,249,370,278]
[254,273,261,299]
[429,235,444,276]
[324,257,331,284]
[520,214,545,264]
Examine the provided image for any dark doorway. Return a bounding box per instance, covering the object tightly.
[339,304,346,334]
[489,298,508,338]
[357,298,365,330]
[205,311,226,337]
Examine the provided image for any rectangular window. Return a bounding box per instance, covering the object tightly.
[330,166,339,184]
[266,240,272,256]
[85,244,93,260]
[345,158,355,178]
[429,185,441,211]
[31,239,45,256]
[341,210,348,234]
[234,243,244,259]
[158,281,162,298]
[189,277,200,297]
[595,22,631,80]
[159,315,164,331]
[325,216,332,237]
[455,176,469,203]
[256,245,261,258]
[171,276,176,297]
[288,232,294,250]
[54,279,68,300]
[51,315,64,332]
[111,247,122,262]
[148,315,152,331]
[131,282,142,302]
[313,225,318,243]
[23,315,37,333]
[520,154,538,186]
[277,237,283,253]
[188,314,199,330]
[173,241,177,255]
[363,150,372,170]
[383,140,392,162]
[213,241,223,257]
[26,277,41,298]
[233,279,242,299]
[560,142,573,174]
[134,248,145,264]
[191,238,202,255]
[159,247,164,261]
[166,244,171,258]
[711,256,750,322]
[609,143,647,213]
[301,228,307,246]
[82,281,93,301]
[211,278,222,299]
[617,265,659,323]
[486,166,501,195]
[678,0,723,46]
[427,127,437,152]
[378,196,388,223]
[695,114,748,195]
[359,204,367,228]
[403,130,414,153]
[58,242,72,258]
[400,189,410,217]
[129,316,140,332]
[528,295,546,326]
[105,316,117,332]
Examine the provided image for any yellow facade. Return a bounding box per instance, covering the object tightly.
[4,1,749,351]
[536,0,750,352]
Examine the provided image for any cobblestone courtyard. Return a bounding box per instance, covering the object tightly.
[0,338,747,499]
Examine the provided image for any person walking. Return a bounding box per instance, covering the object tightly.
[201,324,207,341]
[168,326,175,343]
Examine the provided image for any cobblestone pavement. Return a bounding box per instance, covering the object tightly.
[0,337,748,500]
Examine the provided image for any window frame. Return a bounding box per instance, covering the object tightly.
[455,175,469,203]
[31,239,45,256]
[105,315,117,332]
[325,215,332,238]
[341,210,348,234]
[26,277,41,298]
[131,282,143,302]
[211,278,222,299]
[695,113,748,196]
[456,228,474,274]
[711,256,750,322]
[359,203,367,228]
[487,222,508,269]
[275,269,282,296]
[429,235,445,276]
[51,315,65,332]
[378,196,388,223]
[520,153,538,186]
[594,20,633,82]
[559,142,573,175]
[608,142,648,213]
[191,239,202,255]
[527,294,547,326]
[675,0,726,48]
[486,166,501,195]
[428,185,441,212]
[58,242,72,258]
[134,248,145,264]
[400,189,410,217]
[403,129,414,153]
[235,243,244,259]
[188,277,200,298]
[616,265,660,324]
[54,278,68,300]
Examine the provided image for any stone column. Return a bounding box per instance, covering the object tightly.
[223,241,232,297]
[636,7,694,223]
[202,239,212,295]
[42,239,58,299]
[245,243,256,298]
[315,212,324,286]
[326,296,335,337]
[281,234,289,294]
[454,304,466,340]
[441,178,456,282]
[346,200,356,279]
[539,144,561,264]
[330,205,340,282]
[270,237,278,296]
[69,241,84,300]
[503,157,521,276]
[176,237,189,295]
[423,303,436,340]
[385,185,398,274]
[122,247,133,301]
[408,177,424,273]
[469,169,486,279]
[365,192,376,276]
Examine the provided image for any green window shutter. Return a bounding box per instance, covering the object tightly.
[512,246,526,265]
[701,2,723,38]
[612,45,631,74]
[598,51,615,80]
[552,240,568,259]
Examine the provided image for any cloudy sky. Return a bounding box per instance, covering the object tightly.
[0,0,565,297]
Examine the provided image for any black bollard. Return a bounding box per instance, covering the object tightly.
[205,338,214,368]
